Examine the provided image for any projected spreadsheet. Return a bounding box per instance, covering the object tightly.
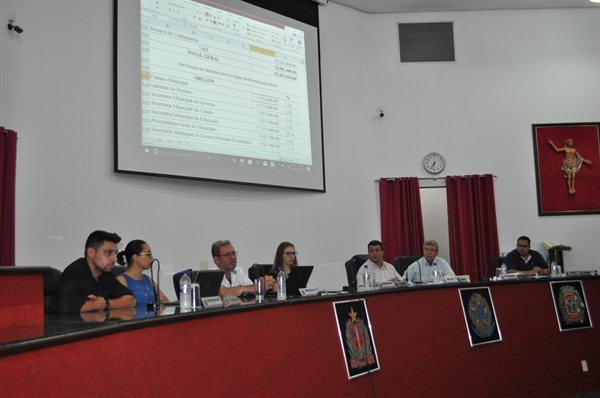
[140,0,312,165]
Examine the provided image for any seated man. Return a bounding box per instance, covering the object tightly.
[355,240,401,287]
[403,240,455,283]
[212,240,274,297]
[48,230,136,313]
[504,236,549,276]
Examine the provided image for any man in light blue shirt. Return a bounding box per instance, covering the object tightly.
[403,240,455,284]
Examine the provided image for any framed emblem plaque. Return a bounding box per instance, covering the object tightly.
[333,299,380,379]
[549,280,593,331]
[458,287,502,347]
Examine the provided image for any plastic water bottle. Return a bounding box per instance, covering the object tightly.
[432,263,441,284]
[277,268,286,300]
[180,271,192,309]
[363,265,372,290]
[501,263,507,275]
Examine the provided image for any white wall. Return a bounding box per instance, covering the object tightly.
[420,188,450,261]
[2,1,599,298]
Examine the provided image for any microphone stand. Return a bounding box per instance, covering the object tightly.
[149,258,161,311]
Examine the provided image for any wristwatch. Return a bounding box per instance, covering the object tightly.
[105,299,110,311]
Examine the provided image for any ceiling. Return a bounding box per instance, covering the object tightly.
[329,0,600,14]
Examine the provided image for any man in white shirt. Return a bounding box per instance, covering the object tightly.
[212,240,274,297]
[403,240,455,283]
[355,240,402,288]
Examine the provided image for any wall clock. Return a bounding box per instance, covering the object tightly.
[423,152,446,174]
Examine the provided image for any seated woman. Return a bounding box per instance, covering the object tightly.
[116,240,169,306]
[268,241,298,281]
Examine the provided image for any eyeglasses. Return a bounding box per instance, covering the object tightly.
[138,252,153,257]
[219,251,238,258]
[517,245,529,248]
[284,251,298,256]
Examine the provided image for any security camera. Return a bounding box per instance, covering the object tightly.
[8,20,23,34]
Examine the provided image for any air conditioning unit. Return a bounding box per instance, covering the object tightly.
[311,0,329,5]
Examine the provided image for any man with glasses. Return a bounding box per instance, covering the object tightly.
[504,236,549,276]
[355,240,402,288]
[212,240,274,297]
[403,240,455,284]
[48,230,135,313]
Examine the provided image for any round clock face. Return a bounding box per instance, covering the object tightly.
[423,152,446,174]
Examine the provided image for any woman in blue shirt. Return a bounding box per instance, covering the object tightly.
[116,240,169,306]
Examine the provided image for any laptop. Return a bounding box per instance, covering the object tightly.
[164,269,224,306]
[282,265,314,297]
[193,270,224,298]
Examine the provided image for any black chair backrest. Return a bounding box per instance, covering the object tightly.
[248,264,274,281]
[492,256,505,275]
[43,267,62,311]
[111,265,128,277]
[344,254,369,289]
[393,256,422,279]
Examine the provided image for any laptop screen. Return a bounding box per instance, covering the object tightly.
[192,270,224,298]
[285,265,314,295]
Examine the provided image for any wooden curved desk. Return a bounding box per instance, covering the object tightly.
[1,278,598,397]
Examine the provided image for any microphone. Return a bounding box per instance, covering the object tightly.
[412,258,423,285]
[250,263,265,281]
[483,257,492,282]
[149,258,161,310]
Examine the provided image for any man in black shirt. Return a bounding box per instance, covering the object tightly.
[504,236,549,276]
[48,230,135,313]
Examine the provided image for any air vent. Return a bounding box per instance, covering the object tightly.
[398,22,455,63]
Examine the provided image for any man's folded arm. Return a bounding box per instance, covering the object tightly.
[109,295,136,309]
[107,279,136,308]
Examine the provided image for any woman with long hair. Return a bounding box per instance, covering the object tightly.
[268,241,298,278]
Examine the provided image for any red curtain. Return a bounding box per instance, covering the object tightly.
[1,127,18,266]
[446,174,499,281]
[379,178,424,262]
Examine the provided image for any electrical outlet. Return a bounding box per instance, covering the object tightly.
[199,260,208,271]
[581,360,588,372]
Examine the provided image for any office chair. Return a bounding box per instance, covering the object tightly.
[247,264,273,281]
[344,254,369,290]
[43,267,62,312]
[492,256,505,276]
[111,265,128,277]
[393,256,421,279]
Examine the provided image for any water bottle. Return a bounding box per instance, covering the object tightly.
[551,260,557,277]
[501,263,507,275]
[432,263,441,284]
[277,268,286,300]
[363,265,372,290]
[180,271,192,309]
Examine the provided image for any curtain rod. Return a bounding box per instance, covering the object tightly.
[374,175,497,182]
